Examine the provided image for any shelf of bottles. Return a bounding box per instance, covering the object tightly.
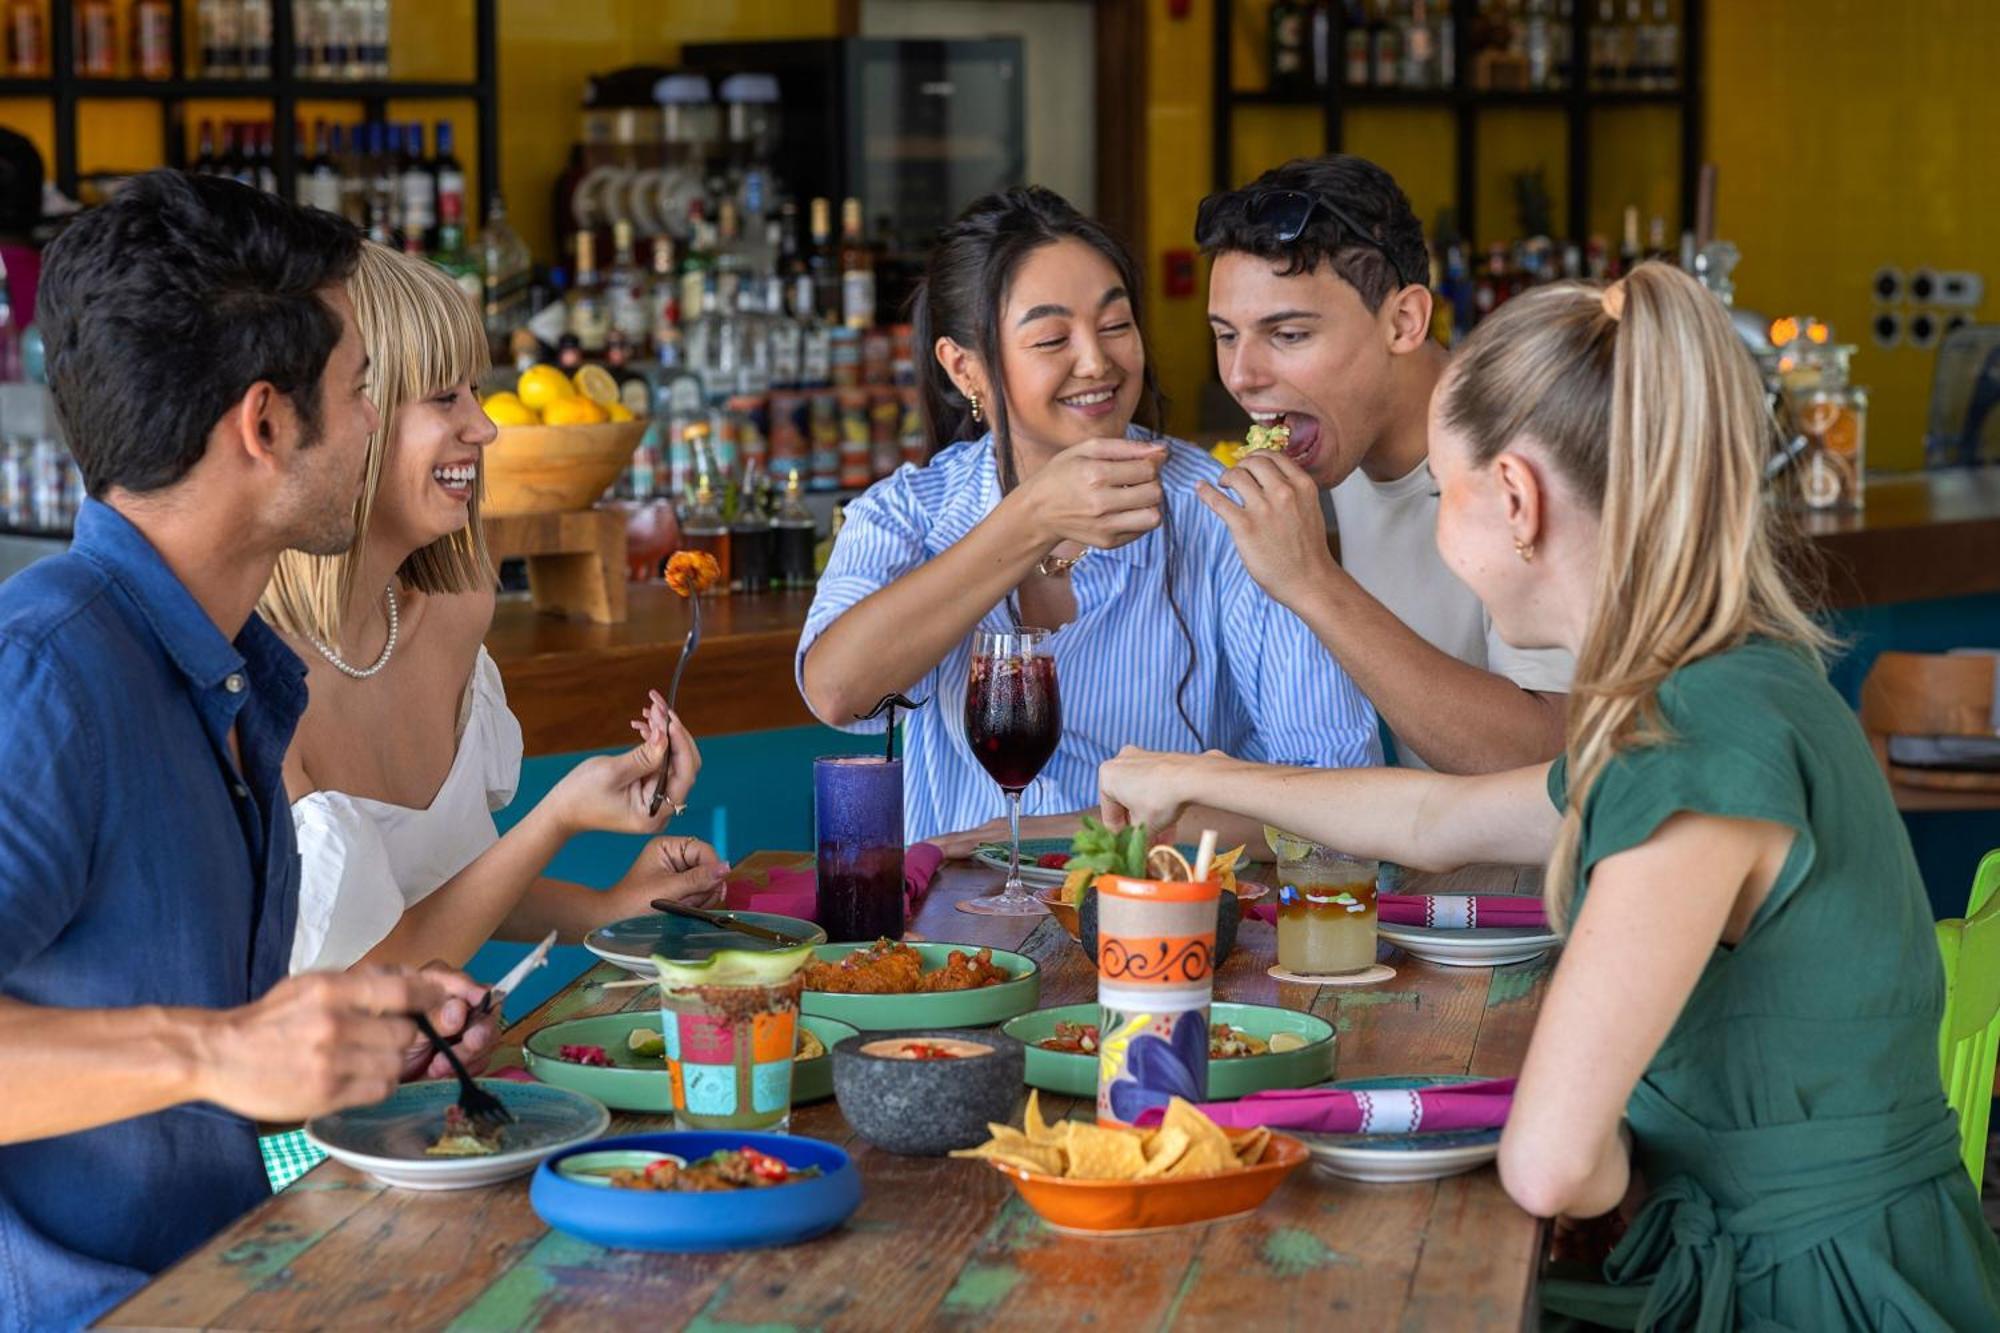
[3,1,400,85]
[1256,0,1685,103]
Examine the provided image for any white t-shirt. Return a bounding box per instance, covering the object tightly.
[1330,458,1573,769]
[288,646,524,972]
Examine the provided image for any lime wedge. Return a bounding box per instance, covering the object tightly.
[626,1027,665,1057]
[652,944,815,988]
[1263,825,1317,863]
[1267,1031,1308,1054]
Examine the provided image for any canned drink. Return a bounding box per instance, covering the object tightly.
[890,323,916,387]
[861,328,892,386]
[1095,873,1219,1128]
[829,327,861,388]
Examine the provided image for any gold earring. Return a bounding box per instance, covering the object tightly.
[1514,538,1536,563]
[969,390,983,423]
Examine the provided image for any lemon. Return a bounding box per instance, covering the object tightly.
[483,395,538,427]
[517,364,576,412]
[572,364,621,408]
[543,395,610,426]
[605,401,636,423]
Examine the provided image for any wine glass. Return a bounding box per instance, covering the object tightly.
[959,628,1061,916]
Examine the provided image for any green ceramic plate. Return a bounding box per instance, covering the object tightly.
[801,942,1041,1030]
[523,1011,858,1111]
[1001,1002,1336,1099]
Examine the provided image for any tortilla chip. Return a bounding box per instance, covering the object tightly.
[1160,1097,1241,1177]
[950,1138,1065,1176]
[1135,1126,1190,1178]
[1023,1090,1057,1145]
[1062,1123,1150,1180]
[1229,1125,1272,1167]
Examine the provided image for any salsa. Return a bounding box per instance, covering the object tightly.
[608,1146,821,1191]
[1038,1021,1288,1059]
[858,1036,992,1061]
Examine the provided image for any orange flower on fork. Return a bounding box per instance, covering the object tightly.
[664,550,721,597]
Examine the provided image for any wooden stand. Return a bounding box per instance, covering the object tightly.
[482,510,629,624]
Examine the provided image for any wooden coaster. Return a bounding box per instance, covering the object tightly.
[1267,963,1397,987]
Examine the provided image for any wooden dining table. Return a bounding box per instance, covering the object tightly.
[104,854,1555,1332]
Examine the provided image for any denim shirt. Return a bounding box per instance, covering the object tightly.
[0,500,305,1331]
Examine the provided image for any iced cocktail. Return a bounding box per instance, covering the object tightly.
[652,946,813,1132]
[1271,838,1380,976]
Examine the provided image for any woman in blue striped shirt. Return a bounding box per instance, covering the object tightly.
[797,187,1379,867]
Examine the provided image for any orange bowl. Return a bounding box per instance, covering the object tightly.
[1035,882,1267,948]
[481,420,646,516]
[983,1132,1307,1236]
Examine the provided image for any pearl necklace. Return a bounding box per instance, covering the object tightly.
[306,583,399,679]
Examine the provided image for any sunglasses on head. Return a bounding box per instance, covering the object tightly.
[1244,188,1418,290]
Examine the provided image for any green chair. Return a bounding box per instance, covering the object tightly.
[1936,849,2000,1192]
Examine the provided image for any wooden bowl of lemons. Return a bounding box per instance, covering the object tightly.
[481,366,645,516]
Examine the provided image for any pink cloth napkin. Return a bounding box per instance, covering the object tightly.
[1249,893,1546,929]
[721,843,944,926]
[1136,1077,1516,1134]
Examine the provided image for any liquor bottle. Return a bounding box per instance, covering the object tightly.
[479,192,533,358]
[1617,205,1641,276]
[1370,0,1402,88]
[1269,0,1309,94]
[1523,0,1552,88]
[796,272,832,389]
[567,228,610,356]
[765,271,802,390]
[679,427,733,591]
[399,123,436,253]
[1645,213,1667,261]
[192,119,218,174]
[650,237,680,368]
[339,0,366,80]
[430,205,480,307]
[313,0,343,78]
[1590,0,1618,88]
[606,219,650,351]
[1622,0,1646,89]
[729,457,774,593]
[773,466,817,589]
[132,0,173,79]
[73,0,116,77]
[838,197,874,331]
[240,0,272,79]
[299,120,338,210]
[366,122,397,246]
[1403,0,1437,88]
[4,0,42,77]
[364,0,389,78]
[338,123,369,224]
[1437,0,1456,85]
[432,119,465,248]
[1553,0,1574,88]
[290,0,317,76]
[253,121,277,194]
[1647,0,1677,89]
[1342,0,1369,86]
[679,201,715,332]
[713,196,745,313]
[219,122,250,185]
[807,197,839,323]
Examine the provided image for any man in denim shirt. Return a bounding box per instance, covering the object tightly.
[0,172,488,1330]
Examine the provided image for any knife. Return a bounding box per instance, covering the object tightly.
[650,899,813,947]
[447,930,557,1043]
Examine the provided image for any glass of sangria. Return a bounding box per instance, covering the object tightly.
[960,627,1060,917]
[1271,834,1381,976]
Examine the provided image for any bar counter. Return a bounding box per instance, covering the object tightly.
[486,467,2000,755]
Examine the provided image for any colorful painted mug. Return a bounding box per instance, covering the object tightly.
[1095,873,1220,1127]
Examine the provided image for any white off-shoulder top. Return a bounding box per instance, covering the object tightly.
[288,646,524,973]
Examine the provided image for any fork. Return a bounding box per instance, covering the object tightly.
[412,1012,515,1133]
[647,595,703,817]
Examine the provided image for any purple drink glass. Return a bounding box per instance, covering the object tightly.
[814,755,906,942]
[959,627,1060,917]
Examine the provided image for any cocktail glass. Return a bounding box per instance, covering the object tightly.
[656,971,805,1133]
[1271,837,1381,976]
[815,755,906,941]
[960,627,1060,916]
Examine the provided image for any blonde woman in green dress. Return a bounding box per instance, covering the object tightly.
[1098,263,2000,1329]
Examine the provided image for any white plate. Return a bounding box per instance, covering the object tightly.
[970,843,1069,888]
[1377,922,1559,968]
[1295,1076,1501,1184]
[306,1080,610,1191]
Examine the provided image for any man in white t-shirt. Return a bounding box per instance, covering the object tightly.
[1192,154,1572,773]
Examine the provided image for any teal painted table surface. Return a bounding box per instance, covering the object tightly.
[104,855,1552,1332]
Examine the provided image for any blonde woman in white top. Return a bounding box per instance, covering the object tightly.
[259,243,726,975]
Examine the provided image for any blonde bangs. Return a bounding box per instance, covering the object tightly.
[260,242,496,646]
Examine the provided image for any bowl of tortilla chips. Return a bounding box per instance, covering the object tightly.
[952,1092,1306,1236]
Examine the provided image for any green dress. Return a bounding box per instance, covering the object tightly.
[1539,639,2000,1331]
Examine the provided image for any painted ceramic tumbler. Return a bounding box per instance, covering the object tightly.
[1095,873,1220,1128]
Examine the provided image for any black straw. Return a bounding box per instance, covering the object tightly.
[856,692,928,762]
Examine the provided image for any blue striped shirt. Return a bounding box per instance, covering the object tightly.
[796,433,1382,842]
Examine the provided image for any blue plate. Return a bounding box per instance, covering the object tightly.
[531,1131,862,1252]
[1294,1075,1503,1184]
[583,911,827,976]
